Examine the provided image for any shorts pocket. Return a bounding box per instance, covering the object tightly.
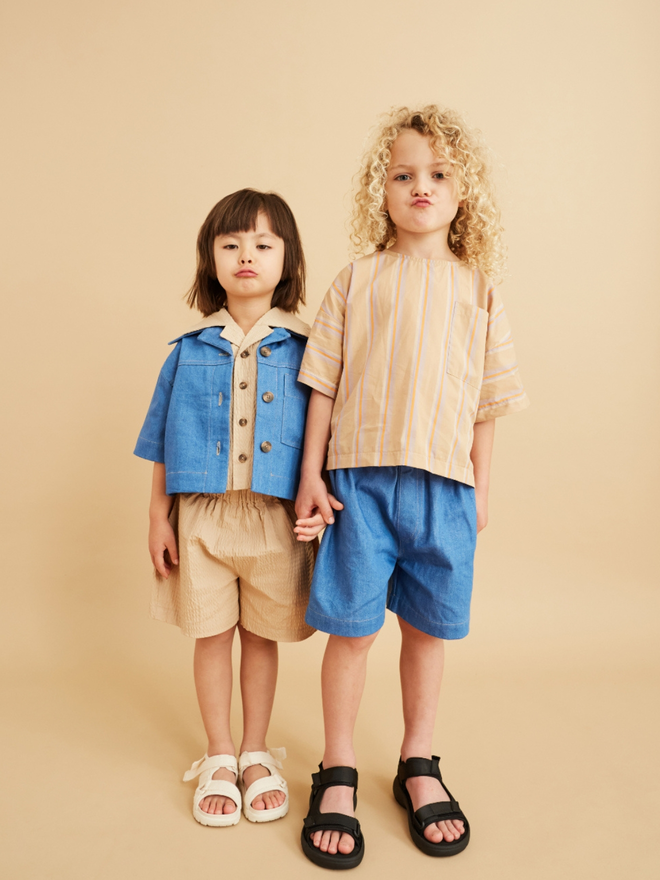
[446,302,488,389]
[281,371,310,449]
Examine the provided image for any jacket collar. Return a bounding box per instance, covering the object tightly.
[170,307,310,345]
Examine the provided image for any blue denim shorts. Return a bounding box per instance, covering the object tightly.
[305,467,476,639]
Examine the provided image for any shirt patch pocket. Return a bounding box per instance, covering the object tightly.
[446,302,488,389]
[281,371,310,449]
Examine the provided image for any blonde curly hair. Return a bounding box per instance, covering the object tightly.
[350,105,506,282]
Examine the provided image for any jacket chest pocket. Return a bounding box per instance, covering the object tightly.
[281,371,310,449]
[446,302,488,389]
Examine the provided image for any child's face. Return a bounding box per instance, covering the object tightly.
[214,212,285,310]
[384,130,462,242]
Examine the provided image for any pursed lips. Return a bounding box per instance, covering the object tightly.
[235,269,257,277]
[412,198,432,206]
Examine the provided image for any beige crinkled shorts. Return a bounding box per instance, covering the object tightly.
[151,490,316,642]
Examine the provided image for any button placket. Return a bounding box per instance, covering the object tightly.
[233,342,254,471]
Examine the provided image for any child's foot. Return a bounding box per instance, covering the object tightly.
[405,774,465,843]
[310,783,356,855]
[238,749,289,822]
[183,753,242,827]
[241,762,287,812]
[199,765,239,815]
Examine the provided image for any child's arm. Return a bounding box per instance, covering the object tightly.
[148,462,179,577]
[470,419,495,533]
[294,389,344,542]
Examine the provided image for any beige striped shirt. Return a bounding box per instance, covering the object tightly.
[298,250,529,487]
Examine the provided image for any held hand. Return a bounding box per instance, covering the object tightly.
[149,518,179,578]
[294,474,343,542]
[294,493,344,541]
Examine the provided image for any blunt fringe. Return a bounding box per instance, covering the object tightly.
[186,189,306,316]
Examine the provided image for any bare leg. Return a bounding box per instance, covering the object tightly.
[194,627,238,815]
[312,631,379,856]
[238,624,285,812]
[398,617,465,843]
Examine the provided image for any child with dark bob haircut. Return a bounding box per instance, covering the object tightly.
[135,188,332,828]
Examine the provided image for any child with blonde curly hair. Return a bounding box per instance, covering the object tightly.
[294,105,529,868]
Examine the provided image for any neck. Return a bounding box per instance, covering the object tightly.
[225,294,274,334]
[386,228,459,261]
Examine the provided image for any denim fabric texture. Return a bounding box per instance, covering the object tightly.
[134,325,311,500]
[305,466,477,639]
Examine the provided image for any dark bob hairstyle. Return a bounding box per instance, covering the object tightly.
[186,189,306,316]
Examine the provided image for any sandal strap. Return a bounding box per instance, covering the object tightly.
[242,773,288,803]
[183,753,238,782]
[238,748,286,775]
[194,778,241,805]
[312,764,359,792]
[398,755,441,781]
[303,811,362,839]
[415,800,464,829]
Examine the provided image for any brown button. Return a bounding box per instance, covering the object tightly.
[239,381,248,389]
[238,418,247,426]
[260,441,272,453]
[260,346,272,357]
[240,350,250,358]
[238,453,248,463]
[262,391,274,403]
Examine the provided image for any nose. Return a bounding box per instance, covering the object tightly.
[412,178,431,196]
[239,249,253,264]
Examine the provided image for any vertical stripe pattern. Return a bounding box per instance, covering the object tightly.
[299,251,529,487]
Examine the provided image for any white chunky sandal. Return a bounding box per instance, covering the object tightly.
[238,748,289,823]
[183,754,241,827]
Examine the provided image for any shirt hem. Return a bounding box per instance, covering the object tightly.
[325,451,476,488]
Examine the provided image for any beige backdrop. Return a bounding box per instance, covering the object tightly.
[1,1,658,878]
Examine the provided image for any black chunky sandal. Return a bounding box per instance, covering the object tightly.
[301,764,365,870]
[393,756,470,857]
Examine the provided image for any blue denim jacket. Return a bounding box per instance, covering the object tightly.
[134,309,311,500]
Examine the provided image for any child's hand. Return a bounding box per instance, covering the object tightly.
[475,491,489,533]
[294,475,343,542]
[149,518,179,578]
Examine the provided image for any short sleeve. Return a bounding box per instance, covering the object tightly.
[297,264,352,399]
[133,343,181,461]
[476,286,530,422]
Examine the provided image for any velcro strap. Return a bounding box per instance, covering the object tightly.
[303,812,361,837]
[238,749,285,775]
[400,756,440,781]
[317,765,358,789]
[195,779,240,806]
[183,753,238,782]
[243,773,287,804]
[415,800,463,829]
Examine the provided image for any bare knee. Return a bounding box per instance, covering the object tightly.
[196,625,236,652]
[238,624,276,649]
[328,631,380,655]
[398,617,443,646]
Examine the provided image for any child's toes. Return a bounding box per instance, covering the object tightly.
[319,830,337,853]
[337,832,355,854]
[222,797,237,814]
[424,822,445,843]
[450,818,465,836]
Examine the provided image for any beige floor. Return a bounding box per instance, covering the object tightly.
[2,548,658,880]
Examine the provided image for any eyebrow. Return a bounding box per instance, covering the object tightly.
[390,161,449,171]
[218,230,277,238]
